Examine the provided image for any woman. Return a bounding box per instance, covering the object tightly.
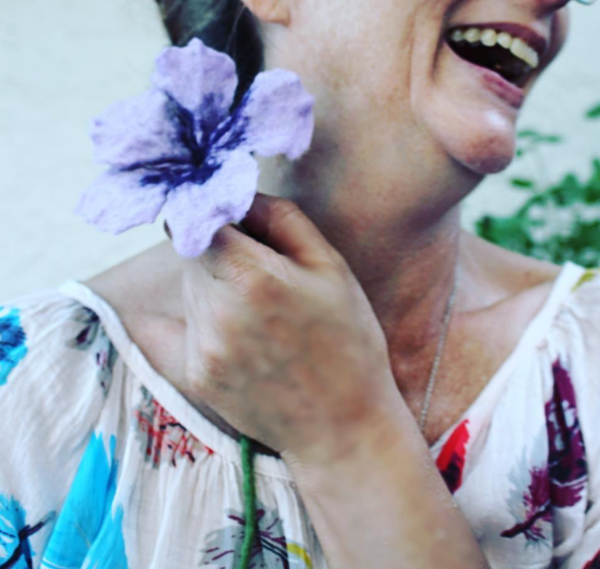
[1,0,598,567]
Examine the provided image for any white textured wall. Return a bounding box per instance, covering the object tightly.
[1,1,599,300]
[0,0,170,300]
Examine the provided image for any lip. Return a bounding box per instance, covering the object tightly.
[447,22,549,59]
[446,42,525,109]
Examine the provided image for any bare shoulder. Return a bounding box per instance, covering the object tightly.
[458,230,564,357]
[82,240,187,381]
[460,229,563,298]
[81,242,201,417]
[82,240,184,321]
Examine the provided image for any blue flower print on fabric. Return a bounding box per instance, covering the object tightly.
[0,306,28,386]
[0,493,55,568]
[40,432,128,569]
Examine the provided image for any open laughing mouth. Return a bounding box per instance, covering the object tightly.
[444,23,547,90]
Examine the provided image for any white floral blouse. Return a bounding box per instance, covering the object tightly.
[1,260,599,569]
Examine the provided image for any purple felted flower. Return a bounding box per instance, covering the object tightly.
[75,38,315,258]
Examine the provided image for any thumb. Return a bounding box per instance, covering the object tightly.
[240,193,343,270]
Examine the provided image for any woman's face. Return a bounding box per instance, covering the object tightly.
[266,0,571,177]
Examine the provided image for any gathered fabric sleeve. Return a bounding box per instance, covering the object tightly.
[548,269,600,568]
[0,288,116,566]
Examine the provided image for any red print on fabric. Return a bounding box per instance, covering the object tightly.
[134,386,215,467]
[584,549,600,568]
[436,418,470,494]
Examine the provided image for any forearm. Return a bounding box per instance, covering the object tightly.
[284,397,490,569]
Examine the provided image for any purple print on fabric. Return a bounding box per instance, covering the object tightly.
[199,504,313,568]
[66,306,117,396]
[545,359,587,508]
[501,463,552,543]
[501,427,553,545]
[75,38,315,258]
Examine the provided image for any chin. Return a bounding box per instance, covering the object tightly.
[418,84,518,176]
[448,117,517,175]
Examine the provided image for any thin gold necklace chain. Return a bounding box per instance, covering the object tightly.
[418,271,459,435]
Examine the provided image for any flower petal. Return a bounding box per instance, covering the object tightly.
[210,69,315,160]
[91,89,190,169]
[152,38,238,136]
[163,151,259,258]
[75,169,169,234]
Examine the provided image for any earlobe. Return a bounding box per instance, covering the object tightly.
[240,0,290,25]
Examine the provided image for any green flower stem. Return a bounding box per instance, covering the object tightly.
[239,435,257,569]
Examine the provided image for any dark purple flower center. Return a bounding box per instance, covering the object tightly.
[121,95,250,192]
[119,99,217,189]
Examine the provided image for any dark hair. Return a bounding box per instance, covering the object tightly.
[156,0,265,108]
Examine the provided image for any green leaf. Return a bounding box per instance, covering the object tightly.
[510,178,535,189]
[538,135,563,144]
[516,130,563,143]
[585,103,600,120]
[517,129,542,139]
[549,173,583,206]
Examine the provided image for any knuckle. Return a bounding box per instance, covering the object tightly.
[207,252,248,284]
[206,228,244,266]
[211,224,238,249]
[319,251,351,281]
[270,198,301,227]
[209,227,229,251]
[273,197,299,215]
[328,251,351,274]
[247,272,287,304]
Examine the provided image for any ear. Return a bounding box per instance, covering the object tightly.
[240,0,291,25]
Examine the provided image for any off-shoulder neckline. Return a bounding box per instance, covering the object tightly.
[56,261,588,480]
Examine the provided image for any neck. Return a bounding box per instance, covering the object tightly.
[254,125,483,395]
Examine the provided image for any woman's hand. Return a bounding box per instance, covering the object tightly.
[172,195,490,569]
[173,193,399,467]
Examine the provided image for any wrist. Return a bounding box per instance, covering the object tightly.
[281,390,409,484]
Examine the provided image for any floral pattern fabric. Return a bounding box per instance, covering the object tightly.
[0,261,599,568]
[0,306,28,385]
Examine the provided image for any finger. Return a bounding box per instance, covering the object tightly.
[206,223,267,261]
[200,224,268,284]
[239,193,345,271]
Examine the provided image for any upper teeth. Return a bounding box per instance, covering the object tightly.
[449,27,539,69]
